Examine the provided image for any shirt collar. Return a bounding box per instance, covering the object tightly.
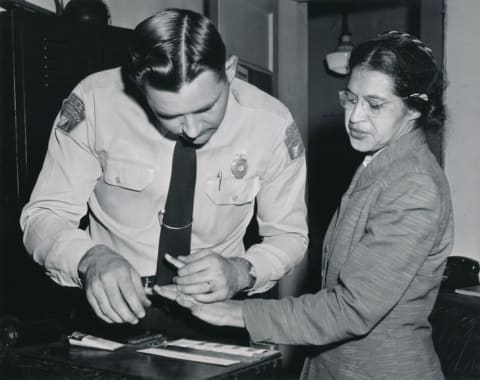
[362,148,385,167]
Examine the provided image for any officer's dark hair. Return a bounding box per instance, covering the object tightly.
[126,8,227,92]
[348,31,446,133]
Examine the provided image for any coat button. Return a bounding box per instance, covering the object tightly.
[232,195,238,201]
[115,176,121,184]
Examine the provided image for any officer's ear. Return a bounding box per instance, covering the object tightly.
[225,55,238,84]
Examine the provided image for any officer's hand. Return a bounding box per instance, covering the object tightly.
[172,252,251,303]
[78,245,151,324]
[154,285,245,328]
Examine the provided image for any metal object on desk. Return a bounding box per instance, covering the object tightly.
[0,315,21,350]
[0,315,63,351]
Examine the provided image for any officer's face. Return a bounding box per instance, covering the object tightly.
[144,69,231,147]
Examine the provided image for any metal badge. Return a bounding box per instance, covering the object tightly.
[57,93,85,133]
[231,153,248,179]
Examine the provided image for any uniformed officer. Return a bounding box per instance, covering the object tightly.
[20,8,308,332]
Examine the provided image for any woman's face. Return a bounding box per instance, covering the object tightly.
[344,67,419,153]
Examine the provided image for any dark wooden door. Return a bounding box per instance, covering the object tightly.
[0,7,132,323]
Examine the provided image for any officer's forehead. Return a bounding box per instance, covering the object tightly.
[144,71,227,116]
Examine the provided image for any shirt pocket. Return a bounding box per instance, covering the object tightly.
[104,159,154,191]
[206,177,260,205]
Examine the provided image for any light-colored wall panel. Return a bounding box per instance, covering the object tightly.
[215,0,274,71]
[444,0,480,261]
[22,0,56,11]
[104,0,204,29]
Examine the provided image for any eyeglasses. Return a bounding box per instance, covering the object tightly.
[338,89,411,117]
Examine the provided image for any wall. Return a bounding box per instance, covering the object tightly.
[444,0,480,262]
[213,0,274,72]
[15,0,204,28]
[23,0,55,12]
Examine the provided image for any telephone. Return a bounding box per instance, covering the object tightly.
[441,256,480,291]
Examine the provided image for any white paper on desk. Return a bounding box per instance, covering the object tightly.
[168,338,268,357]
[69,332,125,351]
[138,347,240,366]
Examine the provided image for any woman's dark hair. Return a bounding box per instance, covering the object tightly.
[125,8,227,92]
[348,31,446,133]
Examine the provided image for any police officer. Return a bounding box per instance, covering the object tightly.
[20,8,308,332]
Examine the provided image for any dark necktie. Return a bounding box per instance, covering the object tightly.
[154,140,197,286]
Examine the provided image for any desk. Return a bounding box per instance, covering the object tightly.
[0,340,281,379]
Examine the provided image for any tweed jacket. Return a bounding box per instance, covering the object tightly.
[244,128,454,379]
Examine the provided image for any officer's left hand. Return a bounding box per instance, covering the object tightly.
[172,252,250,303]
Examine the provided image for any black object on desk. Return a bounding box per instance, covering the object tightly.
[441,256,479,292]
[430,291,480,380]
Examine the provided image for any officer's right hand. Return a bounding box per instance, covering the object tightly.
[77,244,151,324]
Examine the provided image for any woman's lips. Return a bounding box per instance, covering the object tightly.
[348,126,368,139]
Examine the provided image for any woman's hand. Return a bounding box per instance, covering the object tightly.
[154,285,245,328]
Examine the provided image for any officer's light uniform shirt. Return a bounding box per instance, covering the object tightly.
[20,68,308,293]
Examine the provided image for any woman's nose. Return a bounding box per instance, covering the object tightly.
[349,100,368,122]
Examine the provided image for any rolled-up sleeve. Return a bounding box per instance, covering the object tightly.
[20,84,101,287]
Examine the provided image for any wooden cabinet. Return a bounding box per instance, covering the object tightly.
[0,6,132,321]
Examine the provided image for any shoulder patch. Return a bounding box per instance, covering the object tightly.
[57,93,85,133]
[284,123,305,160]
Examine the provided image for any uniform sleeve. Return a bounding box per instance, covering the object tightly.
[244,173,448,345]
[20,83,102,287]
[245,113,308,293]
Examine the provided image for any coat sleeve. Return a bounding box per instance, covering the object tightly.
[244,172,448,345]
[20,83,101,287]
[245,116,308,294]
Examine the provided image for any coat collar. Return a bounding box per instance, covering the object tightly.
[351,128,428,193]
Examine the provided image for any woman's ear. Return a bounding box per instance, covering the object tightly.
[225,55,238,83]
[408,108,422,122]
[407,93,428,121]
